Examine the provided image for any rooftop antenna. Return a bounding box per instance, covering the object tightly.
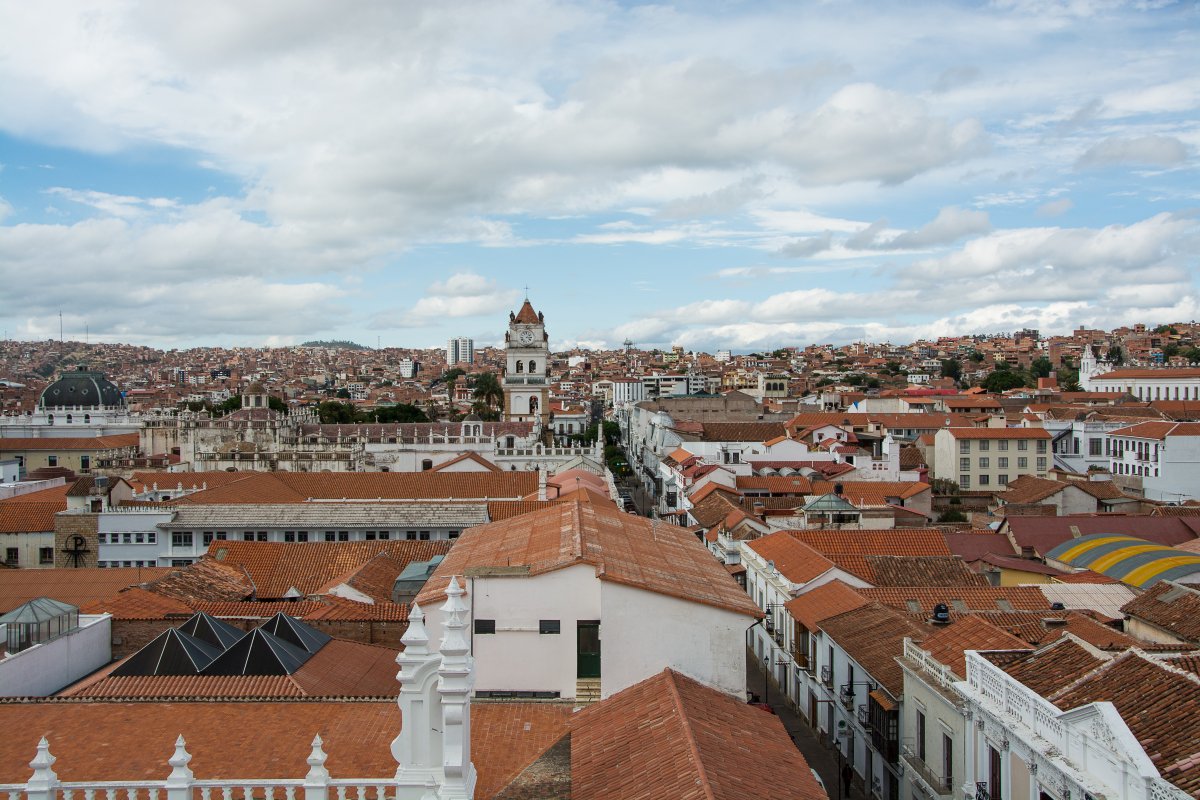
[59,311,63,343]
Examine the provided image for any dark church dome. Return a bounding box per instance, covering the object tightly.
[40,367,125,409]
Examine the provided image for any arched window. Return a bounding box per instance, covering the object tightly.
[84,414,91,423]
[528,361,536,373]
[516,361,524,373]
[529,397,539,415]
[47,414,54,425]
[66,414,73,423]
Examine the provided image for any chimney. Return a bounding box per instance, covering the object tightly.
[537,469,547,502]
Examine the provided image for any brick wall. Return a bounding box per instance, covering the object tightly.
[53,512,98,568]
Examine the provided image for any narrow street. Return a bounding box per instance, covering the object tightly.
[746,649,870,800]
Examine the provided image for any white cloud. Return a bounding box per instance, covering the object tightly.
[1075,135,1190,169]
[885,206,991,249]
[1037,198,1074,217]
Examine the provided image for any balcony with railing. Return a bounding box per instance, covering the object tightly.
[901,746,953,797]
[820,665,832,686]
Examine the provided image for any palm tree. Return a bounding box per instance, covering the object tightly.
[471,372,504,416]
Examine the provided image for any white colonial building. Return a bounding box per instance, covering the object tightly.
[416,490,760,703]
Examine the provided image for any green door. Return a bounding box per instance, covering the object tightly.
[577,621,601,678]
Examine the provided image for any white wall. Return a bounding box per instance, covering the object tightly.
[456,565,601,699]
[0,614,111,696]
[600,580,752,700]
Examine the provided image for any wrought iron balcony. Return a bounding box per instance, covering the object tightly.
[820,665,832,686]
[975,781,990,800]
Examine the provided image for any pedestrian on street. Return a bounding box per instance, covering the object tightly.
[841,762,852,798]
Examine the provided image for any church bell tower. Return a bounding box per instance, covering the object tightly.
[502,299,551,426]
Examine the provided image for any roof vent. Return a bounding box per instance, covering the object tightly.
[931,603,951,625]
[1042,617,1068,627]
[1050,601,1066,611]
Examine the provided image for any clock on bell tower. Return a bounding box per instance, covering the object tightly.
[502,298,551,426]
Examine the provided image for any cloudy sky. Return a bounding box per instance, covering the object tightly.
[1,1,1198,352]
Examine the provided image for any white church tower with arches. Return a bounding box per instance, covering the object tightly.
[502,299,551,428]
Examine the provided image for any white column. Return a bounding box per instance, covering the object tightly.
[437,578,477,800]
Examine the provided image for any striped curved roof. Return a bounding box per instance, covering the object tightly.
[1046,534,1200,588]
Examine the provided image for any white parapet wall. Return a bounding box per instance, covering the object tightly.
[0,614,112,696]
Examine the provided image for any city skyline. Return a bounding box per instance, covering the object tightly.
[1,1,1198,352]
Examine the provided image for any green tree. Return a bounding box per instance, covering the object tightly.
[335,388,351,399]
[938,508,968,523]
[1163,344,1181,360]
[969,350,985,363]
[1107,346,1124,366]
[471,372,504,416]
[1029,357,1053,379]
[1057,366,1082,392]
[982,370,1028,392]
[372,404,428,423]
[940,359,961,381]
[1184,347,1200,364]
[316,401,360,424]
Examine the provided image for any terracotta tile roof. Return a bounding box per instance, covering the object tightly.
[0,702,401,782]
[993,636,1106,697]
[1121,581,1200,642]
[484,501,559,520]
[0,501,62,533]
[417,490,760,618]
[80,587,195,620]
[967,610,1139,650]
[691,422,788,443]
[1,483,72,503]
[810,481,931,500]
[430,452,502,472]
[745,533,835,584]
[786,528,951,557]
[1049,650,1200,796]
[208,540,452,599]
[912,615,1029,678]
[473,702,575,800]
[1050,569,1121,584]
[144,557,256,603]
[944,532,1017,561]
[687,491,743,528]
[338,552,408,603]
[786,581,868,632]
[859,586,1049,614]
[68,674,305,699]
[513,299,541,324]
[569,668,827,800]
[863,556,988,587]
[1000,475,1076,504]
[1110,420,1200,440]
[0,567,170,613]
[736,476,813,494]
[151,471,539,505]
[820,603,930,695]
[0,434,139,451]
[971,553,1066,576]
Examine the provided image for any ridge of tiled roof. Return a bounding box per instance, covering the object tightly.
[786,528,951,557]
[430,452,502,472]
[820,603,930,696]
[81,587,196,620]
[417,490,760,618]
[513,299,541,324]
[0,567,171,613]
[1048,649,1200,796]
[911,615,1030,679]
[859,585,1049,614]
[569,668,827,800]
[745,533,834,584]
[1120,581,1200,642]
[0,434,139,450]
[1,483,72,503]
[785,580,868,632]
[208,540,452,600]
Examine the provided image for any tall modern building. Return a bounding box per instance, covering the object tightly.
[446,337,474,366]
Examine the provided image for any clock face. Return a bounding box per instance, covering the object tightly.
[518,329,535,345]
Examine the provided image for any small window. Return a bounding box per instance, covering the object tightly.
[539,620,561,634]
[378,531,389,540]
[338,531,349,541]
[243,532,255,541]
[39,547,54,565]
[474,619,496,635]
[978,440,989,451]
[406,531,417,540]
[215,532,226,541]
[203,532,215,546]
[448,531,460,540]
[325,532,336,542]
[284,531,296,542]
[122,533,132,544]
[419,531,430,540]
[365,531,376,540]
[47,455,58,467]
[256,531,268,542]
[172,532,193,548]
[97,533,107,544]
[297,531,309,542]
